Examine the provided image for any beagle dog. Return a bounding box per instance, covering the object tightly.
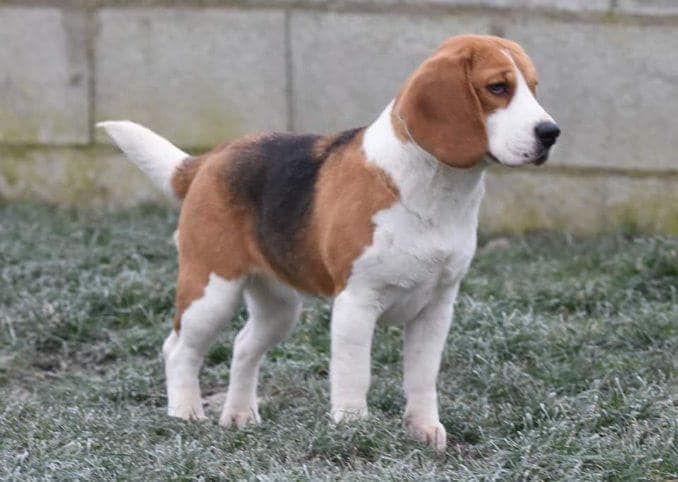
[99,34,559,451]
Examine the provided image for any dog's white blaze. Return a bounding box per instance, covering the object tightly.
[97,120,188,201]
[486,58,555,166]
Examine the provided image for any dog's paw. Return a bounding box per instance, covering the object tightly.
[405,418,447,452]
[167,402,206,421]
[166,385,206,421]
[219,407,260,429]
[331,405,369,424]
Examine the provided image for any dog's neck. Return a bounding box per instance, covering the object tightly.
[363,101,486,220]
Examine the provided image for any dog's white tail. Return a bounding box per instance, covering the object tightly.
[97,121,189,201]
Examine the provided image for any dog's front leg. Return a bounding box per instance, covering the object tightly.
[402,283,459,451]
[330,290,381,423]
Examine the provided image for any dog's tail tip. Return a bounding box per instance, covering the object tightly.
[97,120,189,202]
[96,120,144,136]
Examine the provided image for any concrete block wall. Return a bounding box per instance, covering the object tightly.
[1,1,677,235]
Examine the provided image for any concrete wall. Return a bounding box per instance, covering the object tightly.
[1,0,677,235]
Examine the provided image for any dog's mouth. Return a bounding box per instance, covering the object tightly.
[486,150,549,167]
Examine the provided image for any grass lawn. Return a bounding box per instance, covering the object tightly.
[1,203,676,480]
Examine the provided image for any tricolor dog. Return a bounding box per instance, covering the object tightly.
[99,35,559,451]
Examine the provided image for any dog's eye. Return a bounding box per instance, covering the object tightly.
[487,83,509,95]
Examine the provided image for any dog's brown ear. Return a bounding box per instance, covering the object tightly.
[394,46,486,168]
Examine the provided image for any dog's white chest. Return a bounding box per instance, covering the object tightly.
[376,203,476,285]
[351,196,480,324]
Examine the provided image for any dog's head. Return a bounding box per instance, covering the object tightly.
[394,35,559,168]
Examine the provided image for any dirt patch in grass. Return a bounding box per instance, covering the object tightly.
[1,203,676,479]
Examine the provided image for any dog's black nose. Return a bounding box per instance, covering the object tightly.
[535,121,561,147]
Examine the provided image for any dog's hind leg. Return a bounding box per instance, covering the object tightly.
[164,271,245,421]
[219,276,301,428]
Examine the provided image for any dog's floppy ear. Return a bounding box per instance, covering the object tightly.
[394,45,487,168]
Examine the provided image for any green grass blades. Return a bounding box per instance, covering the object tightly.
[1,203,676,479]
